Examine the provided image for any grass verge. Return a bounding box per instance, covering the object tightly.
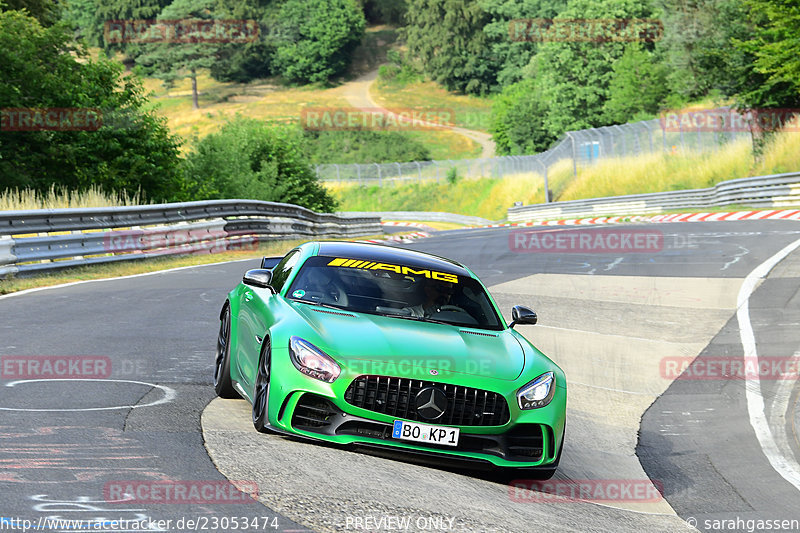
[329,159,575,220]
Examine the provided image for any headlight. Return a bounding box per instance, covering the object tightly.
[517,371,555,409]
[289,336,340,383]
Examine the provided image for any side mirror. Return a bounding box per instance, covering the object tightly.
[261,256,283,270]
[243,269,274,291]
[509,305,537,328]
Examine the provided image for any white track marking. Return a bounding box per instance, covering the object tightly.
[0,379,176,412]
[721,245,750,271]
[737,237,800,491]
[768,352,800,476]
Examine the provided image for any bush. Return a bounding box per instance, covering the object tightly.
[378,50,423,85]
[303,129,431,165]
[446,167,459,184]
[490,79,554,155]
[183,118,338,212]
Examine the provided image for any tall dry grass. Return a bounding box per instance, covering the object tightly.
[0,185,144,211]
[332,128,799,218]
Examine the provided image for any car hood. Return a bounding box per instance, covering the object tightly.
[291,304,526,381]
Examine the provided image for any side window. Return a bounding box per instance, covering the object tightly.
[270,250,301,293]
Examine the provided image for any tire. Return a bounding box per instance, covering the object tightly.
[252,337,271,433]
[213,304,239,399]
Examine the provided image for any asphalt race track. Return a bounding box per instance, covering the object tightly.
[2,220,800,532]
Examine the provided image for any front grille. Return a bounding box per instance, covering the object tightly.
[343,375,509,427]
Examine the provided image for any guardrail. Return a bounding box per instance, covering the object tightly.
[0,200,381,277]
[507,171,800,222]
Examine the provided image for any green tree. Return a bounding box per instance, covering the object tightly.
[490,78,553,155]
[480,0,566,88]
[1,0,59,25]
[61,0,172,54]
[657,0,754,101]
[136,0,226,109]
[210,0,277,82]
[60,0,101,45]
[0,9,184,201]
[360,0,407,24]
[273,0,365,83]
[522,0,657,138]
[603,44,669,123]
[184,118,338,212]
[403,0,497,94]
[734,0,800,107]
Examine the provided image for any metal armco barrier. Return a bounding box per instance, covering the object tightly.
[507,171,800,222]
[0,200,381,276]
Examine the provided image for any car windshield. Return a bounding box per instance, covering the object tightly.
[286,255,504,330]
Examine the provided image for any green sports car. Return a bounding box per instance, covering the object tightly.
[214,241,566,476]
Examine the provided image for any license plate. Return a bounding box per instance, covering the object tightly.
[392,420,459,447]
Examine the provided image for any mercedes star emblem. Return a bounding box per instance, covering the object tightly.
[416,387,447,420]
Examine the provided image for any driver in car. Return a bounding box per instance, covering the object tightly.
[297,267,348,305]
[405,278,456,317]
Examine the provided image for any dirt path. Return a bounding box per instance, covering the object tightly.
[341,69,496,158]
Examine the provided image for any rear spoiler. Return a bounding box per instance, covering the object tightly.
[261,256,283,270]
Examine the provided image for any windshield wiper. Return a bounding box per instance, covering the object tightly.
[290,298,346,311]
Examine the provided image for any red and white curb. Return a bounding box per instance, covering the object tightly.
[484,209,800,228]
[381,221,436,230]
[356,231,431,245]
[357,209,800,242]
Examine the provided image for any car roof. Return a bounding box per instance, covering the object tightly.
[315,241,472,277]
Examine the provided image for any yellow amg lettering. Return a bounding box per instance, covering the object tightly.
[371,263,402,273]
[401,267,431,278]
[432,272,459,283]
[327,257,459,283]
